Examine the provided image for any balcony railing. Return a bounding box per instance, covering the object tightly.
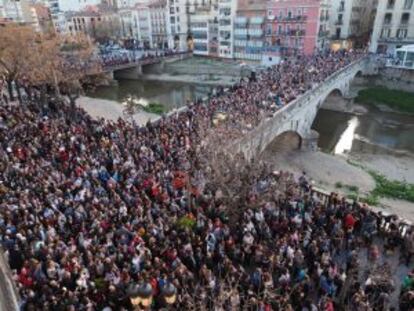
[335,20,343,25]
[269,15,308,22]
[378,36,414,43]
[318,30,329,37]
[272,30,306,37]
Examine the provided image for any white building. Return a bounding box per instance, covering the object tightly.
[370,0,414,54]
[218,0,236,58]
[58,0,102,12]
[1,0,25,22]
[149,0,170,49]
[188,1,219,56]
[317,0,331,50]
[166,0,194,51]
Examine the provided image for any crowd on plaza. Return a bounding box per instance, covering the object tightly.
[0,50,413,311]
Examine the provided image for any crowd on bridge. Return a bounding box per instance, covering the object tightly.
[0,50,413,311]
[99,50,180,69]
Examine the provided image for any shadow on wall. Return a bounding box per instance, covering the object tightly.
[261,131,302,155]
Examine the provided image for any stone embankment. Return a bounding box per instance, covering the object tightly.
[0,248,19,311]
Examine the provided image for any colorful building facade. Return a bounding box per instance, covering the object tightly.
[266,0,322,56]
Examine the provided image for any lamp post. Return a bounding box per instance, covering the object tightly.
[161,282,177,305]
[127,282,153,310]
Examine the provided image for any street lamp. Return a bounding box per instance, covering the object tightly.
[161,282,177,305]
[127,282,153,309]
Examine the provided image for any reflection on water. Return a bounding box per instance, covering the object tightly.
[312,104,414,155]
[334,117,359,154]
[87,79,213,111]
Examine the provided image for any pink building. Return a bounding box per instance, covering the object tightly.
[266,0,322,56]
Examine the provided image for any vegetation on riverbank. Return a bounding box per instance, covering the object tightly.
[356,87,414,114]
[342,159,414,205]
[143,102,167,115]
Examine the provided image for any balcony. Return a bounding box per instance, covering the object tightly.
[318,30,329,37]
[378,36,414,44]
[234,16,247,25]
[248,29,264,37]
[250,17,264,24]
[272,15,308,22]
[335,20,343,25]
[338,6,345,12]
[276,30,306,37]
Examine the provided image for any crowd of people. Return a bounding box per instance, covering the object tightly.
[1,50,413,311]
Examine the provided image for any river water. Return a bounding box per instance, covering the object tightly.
[87,79,212,111]
[312,103,414,156]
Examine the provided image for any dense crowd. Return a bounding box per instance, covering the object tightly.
[1,50,413,311]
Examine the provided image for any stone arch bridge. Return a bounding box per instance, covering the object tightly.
[229,56,378,160]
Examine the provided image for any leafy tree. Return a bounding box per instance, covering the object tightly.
[0,23,104,105]
[0,24,36,101]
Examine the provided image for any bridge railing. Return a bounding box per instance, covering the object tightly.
[102,51,192,72]
[0,246,20,311]
[311,187,413,239]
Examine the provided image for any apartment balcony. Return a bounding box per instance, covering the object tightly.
[234,28,247,35]
[248,29,264,37]
[335,20,343,25]
[338,6,345,12]
[234,16,247,26]
[275,30,306,37]
[318,30,329,37]
[271,15,308,23]
[250,17,264,24]
[378,36,414,44]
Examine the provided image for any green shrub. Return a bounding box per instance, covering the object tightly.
[346,185,359,193]
[143,102,167,115]
[335,182,343,188]
[369,171,414,203]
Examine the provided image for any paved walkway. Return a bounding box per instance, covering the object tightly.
[77,96,160,125]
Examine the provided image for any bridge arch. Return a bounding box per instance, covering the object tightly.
[319,88,345,109]
[261,130,303,155]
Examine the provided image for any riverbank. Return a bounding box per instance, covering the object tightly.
[77,96,160,126]
[261,149,414,222]
[140,73,237,86]
[356,87,414,114]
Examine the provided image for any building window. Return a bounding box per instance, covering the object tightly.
[387,0,395,9]
[380,28,391,38]
[401,13,410,24]
[383,13,392,25]
[396,28,408,38]
[404,0,413,9]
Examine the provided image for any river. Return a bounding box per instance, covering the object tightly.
[312,101,414,157]
[87,79,212,111]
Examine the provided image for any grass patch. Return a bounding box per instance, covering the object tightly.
[347,193,358,201]
[355,87,414,114]
[143,102,167,115]
[337,160,414,206]
[360,194,380,206]
[369,171,414,203]
[335,182,343,189]
[346,185,359,193]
